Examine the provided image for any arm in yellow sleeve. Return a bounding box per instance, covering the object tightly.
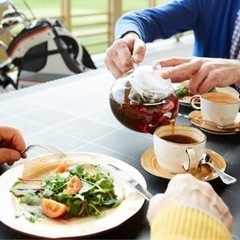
[150,205,231,240]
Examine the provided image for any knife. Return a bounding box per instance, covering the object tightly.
[108,164,153,201]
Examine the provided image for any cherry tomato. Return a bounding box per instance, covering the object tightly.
[52,162,68,174]
[41,198,68,218]
[63,175,82,194]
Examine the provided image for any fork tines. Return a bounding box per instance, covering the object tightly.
[22,144,67,159]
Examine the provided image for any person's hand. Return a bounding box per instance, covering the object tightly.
[104,32,146,78]
[157,57,240,94]
[147,173,233,232]
[0,125,27,165]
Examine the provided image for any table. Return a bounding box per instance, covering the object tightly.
[0,67,239,239]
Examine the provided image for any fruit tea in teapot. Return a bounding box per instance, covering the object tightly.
[109,65,179,134]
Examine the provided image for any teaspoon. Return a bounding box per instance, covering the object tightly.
[178,113,240,130]
[200,153,237,185]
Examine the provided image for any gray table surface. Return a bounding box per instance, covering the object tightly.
[0,68,239,239]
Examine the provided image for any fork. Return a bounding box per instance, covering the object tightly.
[21,144,67,159]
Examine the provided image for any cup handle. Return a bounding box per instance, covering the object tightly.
[190,95,201,110]
[182,148,198,171]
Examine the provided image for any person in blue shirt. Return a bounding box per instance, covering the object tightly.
[104,0,240,81]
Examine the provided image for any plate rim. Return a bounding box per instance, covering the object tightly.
[0,152,146,238]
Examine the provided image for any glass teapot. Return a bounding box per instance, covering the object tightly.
[109,64,179,134]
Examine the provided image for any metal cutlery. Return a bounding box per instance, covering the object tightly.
[21,144,67,159]
[108,164,153,201]
[200,153,237,185]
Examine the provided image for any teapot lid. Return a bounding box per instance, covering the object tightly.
[129,64,171,103]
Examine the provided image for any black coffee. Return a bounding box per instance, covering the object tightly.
[161,134,198,144]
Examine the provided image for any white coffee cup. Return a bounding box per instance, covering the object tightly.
[191,92,240,126]
[153,125,206,174]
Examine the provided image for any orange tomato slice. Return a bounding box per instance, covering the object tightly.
[52,162,68,174]
[63,175,82,194]
[41,198,68,218]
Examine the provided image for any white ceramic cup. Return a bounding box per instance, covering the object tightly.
[153,125,206,174]
[191,92,240,126]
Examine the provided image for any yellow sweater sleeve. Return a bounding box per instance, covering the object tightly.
[150,205,231,240]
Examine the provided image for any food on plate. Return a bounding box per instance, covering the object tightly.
[175,85,189,99]
[41,198,68,219]
[10,162,122,222]
[175,85,216,99]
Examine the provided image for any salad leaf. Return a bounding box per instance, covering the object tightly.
[16,204,44,223]
[10,163,122,222]
[175,85,216,99]
[10,182,42,197]
[175,85,189,98]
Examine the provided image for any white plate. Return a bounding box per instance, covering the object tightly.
[172,82,239,107]
[0,152,146,238]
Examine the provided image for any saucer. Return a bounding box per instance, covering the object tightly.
[188,110,240,135]
[141,148,227,181]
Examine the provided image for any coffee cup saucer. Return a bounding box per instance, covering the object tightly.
[141,148,227,181]
[188,110,240,135]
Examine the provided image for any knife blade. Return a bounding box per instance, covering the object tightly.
[108,164,153,201]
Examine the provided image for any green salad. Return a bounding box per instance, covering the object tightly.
[175,85,216,99]
[175,85,189,98]
[10,163,122,223]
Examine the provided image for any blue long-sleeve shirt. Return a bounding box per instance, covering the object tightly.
[115,0,240,59]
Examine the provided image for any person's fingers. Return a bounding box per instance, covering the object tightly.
[188,69,209,94]
[105,37,146,78]
[10,129,26,157]
[190,75,215,94]
[132,38,146,64]
[201,182,233,231]
[147,174,233,232]
[156,57,192,67]
[188,62,221,94]
[147,193,165,224]
[165,173,193,191]
[167,174,233,231]
[105,39,135,78]
[0,126,26,158]
[0,148,21,165]
[105,47,130,78]
[104,53,126,79]
[189,59,240,94]
[160,58,203,81]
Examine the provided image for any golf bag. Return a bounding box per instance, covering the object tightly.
[0,1,96,89]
